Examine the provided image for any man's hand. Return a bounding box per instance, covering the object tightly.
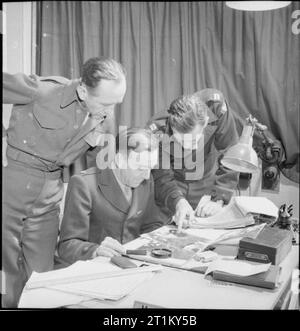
[174,198,194,232]
[2,135,8,167]
[92,237,126,258]
[195,195,224,217]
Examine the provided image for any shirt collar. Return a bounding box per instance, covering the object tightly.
[60,79,83,109]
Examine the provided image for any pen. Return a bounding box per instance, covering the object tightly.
[125,249,148,255]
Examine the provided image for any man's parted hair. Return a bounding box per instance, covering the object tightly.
[116,128,158,155]
[81,57,126,89]
[168,94,209,133]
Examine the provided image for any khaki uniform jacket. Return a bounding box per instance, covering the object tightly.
[58,167,164,265]
[3,73,107,175]
[147,104,240,213]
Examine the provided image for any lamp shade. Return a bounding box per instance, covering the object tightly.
[225,1,291,11]
[221,125,259,173]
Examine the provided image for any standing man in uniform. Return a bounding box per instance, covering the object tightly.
[2,57,127,307]
[147,89,240,232]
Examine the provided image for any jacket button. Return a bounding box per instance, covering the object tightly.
[73,124,79,129]
[83,246,89,253]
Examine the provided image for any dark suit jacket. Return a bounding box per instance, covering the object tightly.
[147,106,240,213]
[57,167,164,265]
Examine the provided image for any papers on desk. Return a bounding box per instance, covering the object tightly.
[205,259,271,276]
[126,224,265,272]
[19,258,162,308]
[190,196,278,229]
[204,259,281,290]
[184,223,266,248]
[234,196,279,218]
[141,223,266,255]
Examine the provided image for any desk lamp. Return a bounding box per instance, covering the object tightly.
[225,2,291,11]
[221,115,265,173]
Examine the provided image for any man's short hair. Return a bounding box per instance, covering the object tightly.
[81,57,126,89]
[168,95,208,133]
[116,128,158,155]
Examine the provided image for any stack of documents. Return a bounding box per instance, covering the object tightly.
[19,258,162,308]
[190,196,279,229]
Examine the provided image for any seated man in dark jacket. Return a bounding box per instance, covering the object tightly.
[58,128,162,265]
[147,89,240,231]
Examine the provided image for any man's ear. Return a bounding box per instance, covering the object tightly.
[76,84,88,101]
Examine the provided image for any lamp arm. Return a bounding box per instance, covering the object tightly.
[245,115,284,165]
[254,124,283,164]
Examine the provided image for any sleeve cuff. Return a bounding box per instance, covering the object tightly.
[210,185,234,205]
[81,243,99,260]
[166,191,185,212]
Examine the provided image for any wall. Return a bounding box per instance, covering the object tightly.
[2,2,299,220]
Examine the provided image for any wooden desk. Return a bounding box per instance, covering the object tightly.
[67,246,299,310]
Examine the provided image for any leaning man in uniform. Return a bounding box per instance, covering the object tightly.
[58,128,163,265]
[147,89,240,231]
[2,57,127,307]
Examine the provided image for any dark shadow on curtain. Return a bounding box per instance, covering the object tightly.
[35,1,299,183]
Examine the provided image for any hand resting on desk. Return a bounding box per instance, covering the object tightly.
[92,236,126,258]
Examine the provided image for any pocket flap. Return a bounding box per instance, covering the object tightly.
[33,104,66,129]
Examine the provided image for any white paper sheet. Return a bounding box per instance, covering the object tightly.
[18,287,89,308]
[20,258,163,307]
[234,196,279,217]
[48,272,155,301]
[26,260,162,289]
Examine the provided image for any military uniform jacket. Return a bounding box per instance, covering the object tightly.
[58,167,164,265]
[147,104,240,213]
[3,72,107,173]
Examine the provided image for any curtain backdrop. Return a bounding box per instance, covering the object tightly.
[36,1,300,182]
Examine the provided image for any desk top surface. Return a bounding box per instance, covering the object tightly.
[67,245,299,310]
[19,232,299,309]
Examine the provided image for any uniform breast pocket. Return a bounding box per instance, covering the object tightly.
[32,104,70,151]
[33,104,66,130]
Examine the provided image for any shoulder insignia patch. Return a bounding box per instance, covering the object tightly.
[149,123,158,132]
[211,101,228,119]
[212,93,221,101]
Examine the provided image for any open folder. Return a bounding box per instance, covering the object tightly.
[212,266,282,289]
[206,258,281,289]
[190,196,279,229]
